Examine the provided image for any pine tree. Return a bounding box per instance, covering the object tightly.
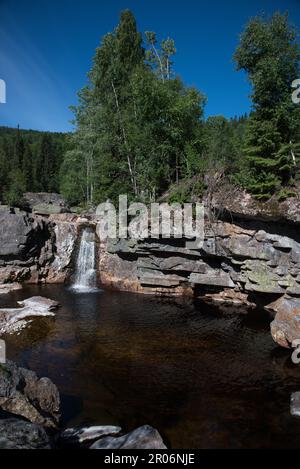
[14,126,25,169]
[36,134,56,192]
[22,145,33,191]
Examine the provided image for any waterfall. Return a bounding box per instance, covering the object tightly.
[72,228,98,292]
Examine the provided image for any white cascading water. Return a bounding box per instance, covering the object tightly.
[72,228,97,292]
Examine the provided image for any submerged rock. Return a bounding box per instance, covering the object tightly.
[0,418,52,449]
[199,289,255,308]
[267,296,300,348]
[0,296,59,335]
[90,425,167,449]
[0,360,61,428]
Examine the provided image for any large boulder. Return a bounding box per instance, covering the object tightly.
[0,418,52,449]
[0,360,61,428]
[211,186,300,225]
[23,193,70,216]
[0,209,47,260]
[0,208,54,284]
[266,296,300,348]
[90,425,167,449]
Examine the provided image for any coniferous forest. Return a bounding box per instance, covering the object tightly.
[1,10,299,207]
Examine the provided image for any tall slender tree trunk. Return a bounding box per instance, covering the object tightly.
[151,43,165,82]
[111,81,137,196]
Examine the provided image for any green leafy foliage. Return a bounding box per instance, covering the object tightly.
[60,10,206,205]
[234,12,300,198]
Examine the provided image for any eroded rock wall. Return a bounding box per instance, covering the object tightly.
[0,208,54,284]
[0,202,300,305]
[99,220,300,299]
[0,209,93,285]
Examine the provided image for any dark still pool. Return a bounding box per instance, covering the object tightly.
[2,285,300,449]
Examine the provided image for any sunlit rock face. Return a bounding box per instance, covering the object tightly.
[0,208,96,285]
[99,219,300,298]
[45,213,80,283]
[22,192,70,216]
[0,192,300,311]
[0,207,54,283]
[266,296,300,348]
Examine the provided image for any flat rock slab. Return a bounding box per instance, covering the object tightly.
[0,296,59,335]
[91,425,167,449]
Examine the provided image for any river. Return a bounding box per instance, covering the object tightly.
[2,285,300,449]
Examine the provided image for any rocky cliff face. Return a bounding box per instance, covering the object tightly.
[1,194,300,349]
[96,192,300,349]
[99,219,300,301]
[1,197,300,302]
[0,208,93,286]
[0,207,54,284]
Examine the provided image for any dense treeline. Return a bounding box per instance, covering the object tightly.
[60,10,251,205]
[0,10,299,207]
[60,10,206,205]
[0,127,66,205]
[234,12,300,199]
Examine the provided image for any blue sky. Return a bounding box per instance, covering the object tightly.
[0,0,299,132]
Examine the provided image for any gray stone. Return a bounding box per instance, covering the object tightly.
[0,360,61,428]
[139,273,184,288]
[0,418,52,449]
[23,192,69,214]
[90,425,167,449]
[267,296,300,348]
[189,272,235,288]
